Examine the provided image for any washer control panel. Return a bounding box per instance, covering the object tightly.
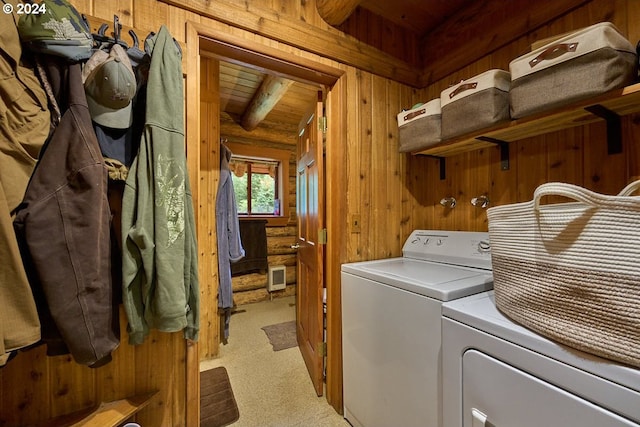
[403,230,492,270]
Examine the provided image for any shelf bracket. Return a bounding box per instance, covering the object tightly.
[476,136,510,170]
[426,155,446,180]
[584,104,622,154]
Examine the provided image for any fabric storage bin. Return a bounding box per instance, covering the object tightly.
[487,180,640,368]
[440,69,511,140]
[509,22,637,119]
[396,99,441,152]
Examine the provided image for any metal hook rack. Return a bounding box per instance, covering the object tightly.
[84,14,131,49]
[83,13,182,58]
[113,14,122,43]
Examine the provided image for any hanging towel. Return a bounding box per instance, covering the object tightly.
[231,219,268,276]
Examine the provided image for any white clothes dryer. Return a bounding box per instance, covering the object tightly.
[341,230,493,427]
[442,291,640,427]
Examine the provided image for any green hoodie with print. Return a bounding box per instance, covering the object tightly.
[121,26,199,345]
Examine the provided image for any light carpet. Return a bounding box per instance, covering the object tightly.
[200,296,349,427]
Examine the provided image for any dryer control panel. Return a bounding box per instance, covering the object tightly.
[402,230,492,270]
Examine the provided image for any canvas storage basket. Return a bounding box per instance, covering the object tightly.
[487,181,640,368]
[509,22,637,119]
[440,69,511,140]
[396,99,441,153]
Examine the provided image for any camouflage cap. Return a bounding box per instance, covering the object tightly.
[18,0,92,62]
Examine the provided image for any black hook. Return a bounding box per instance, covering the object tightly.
[129,29,140,49]
[144,31,155,56]
[113,15,122,43]
[98,23,108,37]
[90,15,129,50]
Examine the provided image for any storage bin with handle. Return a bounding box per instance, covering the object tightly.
[396,98,441,153]
[487,180,640,368]
[440,69,511,140]
[509,22,637,119]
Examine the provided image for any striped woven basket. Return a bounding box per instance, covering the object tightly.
[487,180,640,368]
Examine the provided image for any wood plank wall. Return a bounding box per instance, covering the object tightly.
[411,0,640,234]
[2,1,640,425]
[199,55,221,361]
[337,6,418,66]
[345,69,422,261]
[1,2,205,426]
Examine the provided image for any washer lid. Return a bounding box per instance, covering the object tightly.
[341,257,493,301]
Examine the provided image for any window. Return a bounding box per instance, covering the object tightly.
[226,143,291,226]
[231,159,279,215]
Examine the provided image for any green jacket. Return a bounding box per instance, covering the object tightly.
[121,26,199,345]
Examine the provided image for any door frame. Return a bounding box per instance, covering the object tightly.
[185,21,347,415]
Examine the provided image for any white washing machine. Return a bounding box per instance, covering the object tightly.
[442,291,640,427]
[341,230,493,427]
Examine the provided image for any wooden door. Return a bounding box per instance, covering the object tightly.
[296,92,325,396]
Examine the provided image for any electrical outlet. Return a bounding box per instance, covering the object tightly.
[351,214,361,233]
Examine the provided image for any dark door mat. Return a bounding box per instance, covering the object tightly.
[261,320,298,351]
[200,367,239,427]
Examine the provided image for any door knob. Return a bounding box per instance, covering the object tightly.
[291,243,300,249]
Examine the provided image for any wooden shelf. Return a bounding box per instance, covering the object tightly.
[415,82,640,158]
[33,391,158,427]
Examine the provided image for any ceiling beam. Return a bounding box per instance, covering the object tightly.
[240,75,295,131]
[221,112,297,145]
[316,0,363,26]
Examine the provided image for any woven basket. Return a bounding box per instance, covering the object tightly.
[487,180,640,368]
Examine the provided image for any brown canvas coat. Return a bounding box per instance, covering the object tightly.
[0,3,49,365]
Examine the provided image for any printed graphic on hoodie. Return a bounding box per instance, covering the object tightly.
[156,153,185,246]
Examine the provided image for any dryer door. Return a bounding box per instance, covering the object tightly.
[462,350,637,426]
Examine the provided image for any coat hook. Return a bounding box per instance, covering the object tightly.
[98,23,108,37]
[129,29,140,48]
[440,197,457,208]
[471,195,490,208]
[113,14,122,42]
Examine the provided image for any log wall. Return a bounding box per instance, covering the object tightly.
[225,137,299,307]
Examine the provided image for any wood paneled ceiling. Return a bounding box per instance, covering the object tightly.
[359,0,471,37]
[317,0,471,37]
[217,0,472,139]
[219,61,320,144]
[220,62,319,127]
[218,0,589,139]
